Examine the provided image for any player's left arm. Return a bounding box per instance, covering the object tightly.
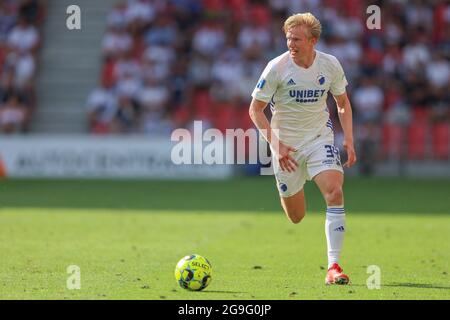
[333,92,357,168]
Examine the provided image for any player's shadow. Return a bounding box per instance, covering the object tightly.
[350,283,450,290]
[200,290,248,294]
[383,283,450,290]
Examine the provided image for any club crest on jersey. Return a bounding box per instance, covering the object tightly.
[317,74,325,85]
[279,183,288,193]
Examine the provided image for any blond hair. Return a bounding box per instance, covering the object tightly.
[283,12,322,40]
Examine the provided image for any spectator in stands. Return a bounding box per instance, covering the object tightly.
[402,27,431,73]
[86,82,118,134]
[0,94,26,134]
[141,111,175,135]
[426,51,450,90]
[19,0,41,24]
[7,15,39,54]
[353,77,384,125]
[138,76,169,115]
[124,0,156,34]
[102,22,133,59]
[141,45,174,81]
[113,51,141,82]
[0,1,17,43]
[144,14,178,47]
[192,20,226,57]
[115,93,141,133]
[4,46,35,91]
[238,21,271,53]
[385,82,411,127]
[353,76,384,175]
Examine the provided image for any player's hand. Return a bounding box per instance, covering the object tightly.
[272,141,298,173]
[343,140,356,168]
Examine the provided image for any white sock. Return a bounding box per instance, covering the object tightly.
[325,206,346,269]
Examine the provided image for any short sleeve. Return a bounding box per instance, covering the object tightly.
[251,61,279,103]
[329,58,348,96]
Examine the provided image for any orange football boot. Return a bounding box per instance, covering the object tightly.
[325,263,350,285]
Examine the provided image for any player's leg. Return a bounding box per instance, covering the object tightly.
[313,169,349,284]
[280,188,306,224]
[305,131,348,284]
[273,150,307,224]
[313,169,344,206]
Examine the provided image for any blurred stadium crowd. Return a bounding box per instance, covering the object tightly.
[0,0,44,133]
[87,0,450,164]
[1,0,449,165]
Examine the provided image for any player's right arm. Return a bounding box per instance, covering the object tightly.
[249,98,298,173]
[250,60,298,172]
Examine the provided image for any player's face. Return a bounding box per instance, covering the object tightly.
[286,26,316,59]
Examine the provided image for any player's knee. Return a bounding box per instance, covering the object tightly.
[290,215,304,224]
[325,186,343,205]
[285,209,305,224]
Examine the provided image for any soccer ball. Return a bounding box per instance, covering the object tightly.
[174,254,212,291]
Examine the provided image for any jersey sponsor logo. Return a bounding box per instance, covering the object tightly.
[256,79,266,89]
[317,74,325,85]
[287,78,296,86]
[289,89,326,103]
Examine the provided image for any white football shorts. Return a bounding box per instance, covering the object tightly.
[273,127,343,197]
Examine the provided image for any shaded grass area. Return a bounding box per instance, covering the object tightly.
[0,177,449,214]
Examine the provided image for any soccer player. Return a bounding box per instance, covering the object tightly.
[249,12,357,285]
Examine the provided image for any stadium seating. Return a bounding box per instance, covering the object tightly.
[432,122,450,160]
[407,121,428,160]
[382,124,404,160]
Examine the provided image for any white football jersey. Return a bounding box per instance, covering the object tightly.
[251,50,348,148]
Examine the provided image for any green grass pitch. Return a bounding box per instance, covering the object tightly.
[0,177,449,300]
